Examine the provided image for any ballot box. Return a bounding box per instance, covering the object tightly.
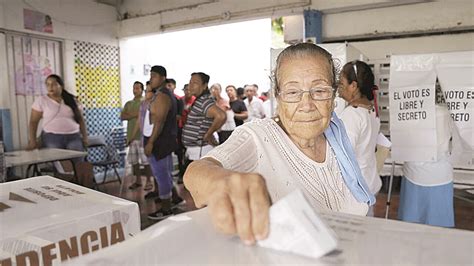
[70,198,473,265]
[0,176,140,266]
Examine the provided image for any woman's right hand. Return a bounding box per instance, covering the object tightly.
[206,173,271,245]
[26,139,37,150]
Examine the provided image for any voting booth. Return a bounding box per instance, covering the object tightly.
[389,51,474,169]
[0,176,140,265]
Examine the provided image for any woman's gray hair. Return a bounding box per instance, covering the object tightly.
[272,42,339,98]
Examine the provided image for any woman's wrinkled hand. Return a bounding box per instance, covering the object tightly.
[206,173,271,245]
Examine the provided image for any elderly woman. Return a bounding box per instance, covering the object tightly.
[184,43,374,245]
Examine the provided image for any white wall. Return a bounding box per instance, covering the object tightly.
[118,0,473,40]
[0,0,119,151]
[118,0,310,37]
[352,33,474,61]
[0,0,118,45]
[0,32,8,109]
[0,0,118,103]
[322,1,474,41]
[117,0,473,106]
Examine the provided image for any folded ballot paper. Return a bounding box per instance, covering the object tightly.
[257,190,338,259]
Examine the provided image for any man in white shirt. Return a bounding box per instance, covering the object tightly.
[243,84,265,122]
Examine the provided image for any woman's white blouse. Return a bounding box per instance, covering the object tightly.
[339,106,381,194]
[204,119,368,216]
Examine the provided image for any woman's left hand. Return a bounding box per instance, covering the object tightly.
[82,138,88,148]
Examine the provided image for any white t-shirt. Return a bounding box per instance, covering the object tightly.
[339,106,381,195]
[243,97,265,122]
[204,119,368,216]
[143,109,153,137]
[220,110,236,131]
[403,106,453,186]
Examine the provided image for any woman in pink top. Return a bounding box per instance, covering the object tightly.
[27,74,88,160]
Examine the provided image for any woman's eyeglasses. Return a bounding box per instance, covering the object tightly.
[279,86,334,103]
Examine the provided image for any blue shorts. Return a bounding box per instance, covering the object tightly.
[148,154,173,199]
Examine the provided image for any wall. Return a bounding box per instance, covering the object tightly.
[322,1,473,41]
[117,0,474,77]
[0,0,117,46]
[0,0,118,93]
[352,33,474,61]
[118,0,310,37]
[0,0,120,150]
[118,0,473,40]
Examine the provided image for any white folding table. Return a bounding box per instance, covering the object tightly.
[5,148,87,179]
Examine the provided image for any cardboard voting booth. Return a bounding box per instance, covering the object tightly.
[0,176,140,265]
[389,51,474,168]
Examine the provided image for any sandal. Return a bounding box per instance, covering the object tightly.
[144,182,153,191]
[128,182,142,190]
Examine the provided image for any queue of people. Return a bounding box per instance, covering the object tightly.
[25,43,454,233]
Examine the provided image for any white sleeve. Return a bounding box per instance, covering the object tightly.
[339,108,361,150]
[204,127,259,173]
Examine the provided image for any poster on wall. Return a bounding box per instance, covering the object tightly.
[436,51,474,167]
[23,8,53,33]
[14,47,53,96]
[12,36,54,96]
[389,54,437,162]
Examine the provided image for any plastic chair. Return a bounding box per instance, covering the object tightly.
[110,126,127,166]
[87,135,122,185]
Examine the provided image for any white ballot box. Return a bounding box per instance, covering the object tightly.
[69,190,473,265]
[0,176,140,266]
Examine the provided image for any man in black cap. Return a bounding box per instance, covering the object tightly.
[143,65,177,220]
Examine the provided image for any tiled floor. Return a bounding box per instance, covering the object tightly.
[98,175,474,231]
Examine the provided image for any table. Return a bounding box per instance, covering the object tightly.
[0,176,140,265]
[5,148,87,178]
[70,207,474,265]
